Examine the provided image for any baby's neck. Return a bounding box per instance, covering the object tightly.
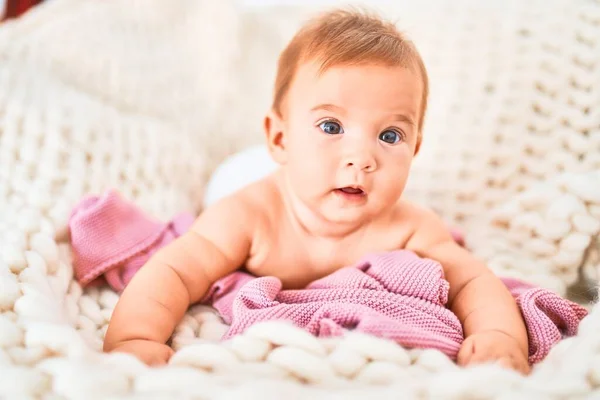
[275,170,369,239]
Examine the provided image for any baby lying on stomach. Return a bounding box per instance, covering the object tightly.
[103,8,530,374]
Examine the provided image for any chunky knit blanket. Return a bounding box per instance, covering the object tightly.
[0,0,599,398]
[66,189,588,365]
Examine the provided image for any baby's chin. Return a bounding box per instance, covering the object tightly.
[317,202,376,227]
[317,192,401,228]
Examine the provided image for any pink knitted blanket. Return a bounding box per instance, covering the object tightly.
[69,190,588,364]
[201,252,587,363]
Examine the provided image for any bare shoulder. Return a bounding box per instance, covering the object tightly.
[395,199,454,254]
[237,172,282,215]
[194,173,278,232]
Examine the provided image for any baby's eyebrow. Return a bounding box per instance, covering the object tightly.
[310,103,346,114]
[390,114,417,127]
[311,103,416,127]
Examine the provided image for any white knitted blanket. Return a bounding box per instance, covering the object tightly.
[0,0,599,398]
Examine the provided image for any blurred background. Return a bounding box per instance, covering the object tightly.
[3,0,400,19]
[0,4,598,398]
[0,0,597,218]
[0,0,425,19]
[0,0,598,293]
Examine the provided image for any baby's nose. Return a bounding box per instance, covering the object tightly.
[345,153,376,172]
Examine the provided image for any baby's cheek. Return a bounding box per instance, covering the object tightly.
[289,163,325,196]
[384,173,407,197]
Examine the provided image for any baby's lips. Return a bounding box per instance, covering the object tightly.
[336,184,367,194]
[338,187,365,195]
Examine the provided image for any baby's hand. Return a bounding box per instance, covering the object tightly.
[457,330,530,375]
[108,339,174,366]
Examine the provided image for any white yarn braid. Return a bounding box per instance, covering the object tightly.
[1,0,600,398]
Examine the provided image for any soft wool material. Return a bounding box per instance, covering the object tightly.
[69,190,588,364]
[203,254,588,364]
[1,0,598,397]
[68,190,194,291]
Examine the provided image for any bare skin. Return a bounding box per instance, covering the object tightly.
[104,62,530,374]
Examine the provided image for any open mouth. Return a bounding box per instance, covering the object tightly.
[335,186,366,198]
[338,187,364,195]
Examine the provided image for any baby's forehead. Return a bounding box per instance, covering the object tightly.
[288,61,423,109]
[276,62,423,131]
[293,60,422,89]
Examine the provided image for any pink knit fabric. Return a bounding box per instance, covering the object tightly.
[68,190,194,291]
[201,251,588,364]
[69,190,588,364]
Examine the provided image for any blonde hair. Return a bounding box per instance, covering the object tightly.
[272,8,429,152]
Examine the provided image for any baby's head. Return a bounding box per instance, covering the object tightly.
[264,8,428,230]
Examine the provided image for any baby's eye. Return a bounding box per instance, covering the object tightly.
[319,120,344,135]
[379,130,402,144]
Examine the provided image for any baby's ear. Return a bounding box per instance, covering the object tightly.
[414,140,421,156]
[413,133,422,156]
[264,110,287,164]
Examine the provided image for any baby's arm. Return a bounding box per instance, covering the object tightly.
[103,194,254,365]
[406,208,529,374]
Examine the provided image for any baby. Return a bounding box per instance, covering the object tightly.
[104,9,530,374]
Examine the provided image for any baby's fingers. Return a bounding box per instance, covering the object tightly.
[490,356,530,376]
[148,345,174,366]
[456,338,475,366]
[497,357,513,370]
[505,356,531,375]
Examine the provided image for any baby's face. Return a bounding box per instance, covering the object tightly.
[276,61,423,226]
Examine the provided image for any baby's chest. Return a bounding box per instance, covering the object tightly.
[245,228,411,290]
[245,244,346,289]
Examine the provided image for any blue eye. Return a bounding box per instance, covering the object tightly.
[379,130,402,144]
[319,120,344,135]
